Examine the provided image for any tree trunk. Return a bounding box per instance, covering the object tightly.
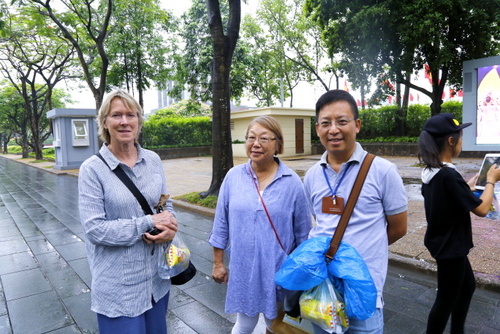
[201,0,241,198]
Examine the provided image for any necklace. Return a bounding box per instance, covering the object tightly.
[256,162,277,183]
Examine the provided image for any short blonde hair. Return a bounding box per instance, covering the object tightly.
[245,116,284,155]
[97,90,144,144]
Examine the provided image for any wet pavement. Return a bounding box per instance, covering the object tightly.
[1,153,500,333]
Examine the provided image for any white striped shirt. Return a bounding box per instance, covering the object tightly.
[78,144,174,318]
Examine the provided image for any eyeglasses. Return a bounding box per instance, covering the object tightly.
[317,118,355,129]
[245,136,276,144]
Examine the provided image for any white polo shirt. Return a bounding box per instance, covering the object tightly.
[304,143,408,307]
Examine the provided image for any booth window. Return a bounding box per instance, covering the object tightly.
[72,119,90,146]
[53,122,61,147]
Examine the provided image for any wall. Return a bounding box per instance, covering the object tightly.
[311,142,493,158]
[152,146,212,159]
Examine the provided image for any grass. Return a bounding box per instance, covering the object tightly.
[174,192,218,209]
[6,145,55,161]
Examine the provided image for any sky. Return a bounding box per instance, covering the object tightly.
[67,0,266,113]
[65,1,441,113]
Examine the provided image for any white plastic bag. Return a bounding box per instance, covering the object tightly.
[299,278,349,334]
[157,233,191,279]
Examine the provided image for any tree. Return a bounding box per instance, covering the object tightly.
[28,0,113,110]
[0,81,69,157]
[0,7,76,159]
[106,0,175,109]
[201,0,241,198]
[305,0,500,115]
[169,0,246,105]
[257,0,340,98]
[0,82,28,156]
[239,15,284,107]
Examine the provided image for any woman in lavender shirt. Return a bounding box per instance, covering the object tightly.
[209,116,311,334]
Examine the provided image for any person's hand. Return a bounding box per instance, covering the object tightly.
[143,211,178,244]
[467,173,479,191]
[486,164,500,184]
[212,262,228,284]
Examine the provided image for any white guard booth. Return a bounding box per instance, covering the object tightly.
[47,108,99,170]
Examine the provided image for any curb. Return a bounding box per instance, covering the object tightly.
[172,199,215,217]
[389,253,500,293]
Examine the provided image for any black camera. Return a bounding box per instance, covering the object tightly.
[148,227,161,235]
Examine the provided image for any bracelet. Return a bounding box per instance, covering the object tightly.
[485,181,495,187]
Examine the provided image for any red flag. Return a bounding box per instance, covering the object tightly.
[344,80,349,92]
[457,90,463,97]
[424,64,433,85]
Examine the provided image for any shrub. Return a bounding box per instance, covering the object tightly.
[441,101,463,122]
[143,116,212,148]
[7,145,22,154]
[358,106,399,139]
[406,104,431,137]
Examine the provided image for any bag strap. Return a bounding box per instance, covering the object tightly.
[95,153,154,215]
[325,153,375,260]
[248,166,287,253]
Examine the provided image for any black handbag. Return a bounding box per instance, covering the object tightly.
[96,153,196,285]
[170,260,197,285]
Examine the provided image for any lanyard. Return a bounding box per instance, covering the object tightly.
[322,162,352,203]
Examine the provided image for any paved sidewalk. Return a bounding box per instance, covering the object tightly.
[1,153,500,334]
[5,153,498,289]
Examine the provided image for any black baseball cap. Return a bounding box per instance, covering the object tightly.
[422,113,472,137]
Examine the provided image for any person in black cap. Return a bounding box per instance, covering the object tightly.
[418,113,500,334]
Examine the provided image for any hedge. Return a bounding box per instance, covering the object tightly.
[143,116,211,147]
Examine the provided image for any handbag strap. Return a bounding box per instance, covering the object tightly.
[95,153,153,215]
[325,153,375,260]
[248,167,287,253]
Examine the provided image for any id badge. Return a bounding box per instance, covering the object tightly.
[322,196,344,215]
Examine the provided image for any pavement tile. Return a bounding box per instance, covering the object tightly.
[55,240,87,262]
[1,268,52,301]
[166,310,197,334]
[45,268,90,300]
[43,228,83,247]
[170,300,234,334]
[0,252,38,275]
[62,292,98,334]
[67,258,92,287]
[26,237,56,255]
[383,311,426,334]
[7,291,73,334]
[46,325,85,334]
[0,239,30,257]
[0,314,11,334]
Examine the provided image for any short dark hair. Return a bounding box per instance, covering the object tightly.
[315,90,358,120]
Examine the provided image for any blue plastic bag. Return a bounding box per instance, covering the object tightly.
[327,241,377,320]
[275,236,330,291]
[275,236,377,320]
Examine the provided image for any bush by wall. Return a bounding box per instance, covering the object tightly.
[358,105,400,139]
[405,104,431,137]
[143,116,211,148]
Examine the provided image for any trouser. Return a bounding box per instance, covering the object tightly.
[97,292,170,334]
[426,256,476,334]
[312,308,384,334]
[231,312,274,334]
